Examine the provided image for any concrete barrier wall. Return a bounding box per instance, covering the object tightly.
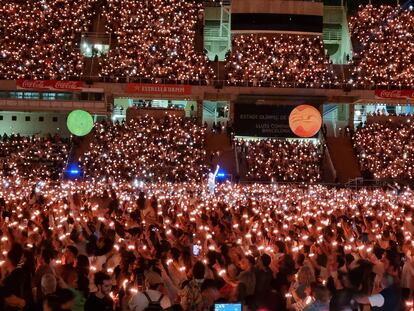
[126,107,185,122]
[231,0,323,16]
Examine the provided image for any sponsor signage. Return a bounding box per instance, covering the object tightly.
[234,103,320,138]
[16,80,85,91]
[125,83,192,96]
[374,90,414,100]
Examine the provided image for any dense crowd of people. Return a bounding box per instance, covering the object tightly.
[0,0,97,79]
[349,5,414,88]
[2,0,414,309]
[225,35,338,88]
[0,180,413,311]
[0,134,69,180]
[1,1,414,88]
[81,116,209,182]
[0,117,412,311]
[237,139,323,182]
[353,122,414,180]
[99,0,214,82]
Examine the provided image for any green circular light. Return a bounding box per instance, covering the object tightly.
[67,110,94,136]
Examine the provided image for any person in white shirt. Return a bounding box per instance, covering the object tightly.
[355,273,402,310]
[129,271,172,311]
[207,165,219,194]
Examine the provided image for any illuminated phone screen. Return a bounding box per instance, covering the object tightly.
[214,304,242,311]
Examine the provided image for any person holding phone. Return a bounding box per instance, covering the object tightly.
[207,165,220,194]
[192,244,202,257]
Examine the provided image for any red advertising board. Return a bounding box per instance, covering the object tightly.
[125,83,192,96]
[16,80,85,91]
[374,89,414,100]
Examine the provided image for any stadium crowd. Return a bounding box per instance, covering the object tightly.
[349,5,414,88]
[0,180,413,311]
[225,35,338,88]
[0,0,97,79]
[0,134,69,180]
[237,139,323,182]
[99,0,214,82]
[81,116,209,182]
[2,1,414,309]
[1,1,413,88]
[353,122,414,180]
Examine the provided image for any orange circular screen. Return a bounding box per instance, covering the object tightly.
[289,105,322,138]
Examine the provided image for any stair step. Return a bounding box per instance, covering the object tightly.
[326,136,361,183]
[205,133,237,177]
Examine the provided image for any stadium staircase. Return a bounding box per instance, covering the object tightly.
[63,134,93,179]
[321,144,337,183]
[342,65,352,82]
[66,139,79,166]
[205,133,237,180]
[326,136,362,183]
[83,58,99,78]
[82,11,107,79]
[213,61,227,81]
[202,101,216,119]
[237,154,250,182]
[332,64,352,82]
[195,18,205,53]
[66,127,97,170]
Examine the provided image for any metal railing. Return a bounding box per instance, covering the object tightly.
[204,0,231,7]
[344,178,391,189]
[112,106,126,116]
[3,74,414,91]
[204,27,229,38]
[203,102,216,115]
[323,104,338,116]
[237,178,407,189]
[234,144,240,176]
[324,145,337,182]
[323,29,342,41]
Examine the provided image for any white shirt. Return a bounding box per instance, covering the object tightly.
[208,174,215,188]
[129,289,172,311]
[368,293,385,307]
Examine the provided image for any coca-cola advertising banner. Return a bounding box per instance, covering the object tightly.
[375,90,414,100]
[126,83,192,96]
[16,80,85,91]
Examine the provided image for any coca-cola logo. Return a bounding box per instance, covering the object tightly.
[21,80,47,89]
[17,80,83,90]
[54,81,82,89]
[378,90,402,98]
[377,90,414,99]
